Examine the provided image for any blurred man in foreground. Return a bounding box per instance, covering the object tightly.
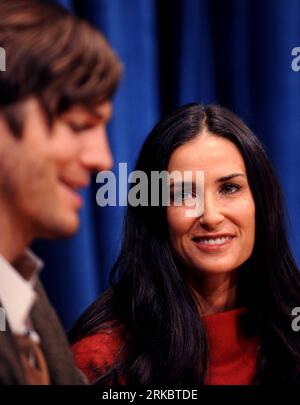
[0,0,122,384]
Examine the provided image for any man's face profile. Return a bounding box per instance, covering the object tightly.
[0,98,113,240]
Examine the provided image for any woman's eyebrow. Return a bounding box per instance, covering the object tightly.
[169,174,245,190]
[170,181,194,190]
[216,173,245,182]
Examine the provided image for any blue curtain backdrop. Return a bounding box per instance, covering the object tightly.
[34,0,300,330]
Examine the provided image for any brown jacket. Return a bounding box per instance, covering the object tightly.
[0,281,86,384]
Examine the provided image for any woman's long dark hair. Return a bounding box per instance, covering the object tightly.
[70,104,300,384]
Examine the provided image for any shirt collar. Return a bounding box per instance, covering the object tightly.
[0,250,43,334]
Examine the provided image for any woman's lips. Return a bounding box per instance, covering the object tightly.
[193,236,235,252]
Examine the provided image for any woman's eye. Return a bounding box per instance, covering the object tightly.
[220,183,241,194]
[171,191,197,204]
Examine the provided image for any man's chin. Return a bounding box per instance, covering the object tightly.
[39,214,80,239]
[59,217,80,238]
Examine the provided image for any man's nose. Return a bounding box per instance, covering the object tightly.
[80,131,114,172]
[198,193,224,228]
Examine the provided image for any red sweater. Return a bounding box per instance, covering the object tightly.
[72,308,259,385]
[201,307,259,384]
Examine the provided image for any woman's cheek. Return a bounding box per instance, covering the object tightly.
[167,207,193,236]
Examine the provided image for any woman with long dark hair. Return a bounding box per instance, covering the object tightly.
[70,104,300,384]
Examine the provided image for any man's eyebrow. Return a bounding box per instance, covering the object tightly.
[88,108,112,121]
[90,110,108,120]
[216,173,245,182]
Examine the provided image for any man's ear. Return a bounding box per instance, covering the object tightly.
[0,98,46,141]
[0,99,29,138]
[0,112,25,157]
[0,113,13,139]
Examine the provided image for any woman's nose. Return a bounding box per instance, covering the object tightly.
[198,194,224,228]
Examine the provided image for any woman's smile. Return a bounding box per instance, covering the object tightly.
[192,234,235,253]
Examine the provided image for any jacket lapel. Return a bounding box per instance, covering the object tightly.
[31,281,85,384]
[0,303,27,384]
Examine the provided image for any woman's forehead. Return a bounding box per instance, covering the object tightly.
[168,133,246,174]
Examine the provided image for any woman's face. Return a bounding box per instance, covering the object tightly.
[166,132,255,275]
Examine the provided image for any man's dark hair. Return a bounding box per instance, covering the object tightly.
[0,0,122,136]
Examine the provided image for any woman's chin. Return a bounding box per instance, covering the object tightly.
[191,261,237,275]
